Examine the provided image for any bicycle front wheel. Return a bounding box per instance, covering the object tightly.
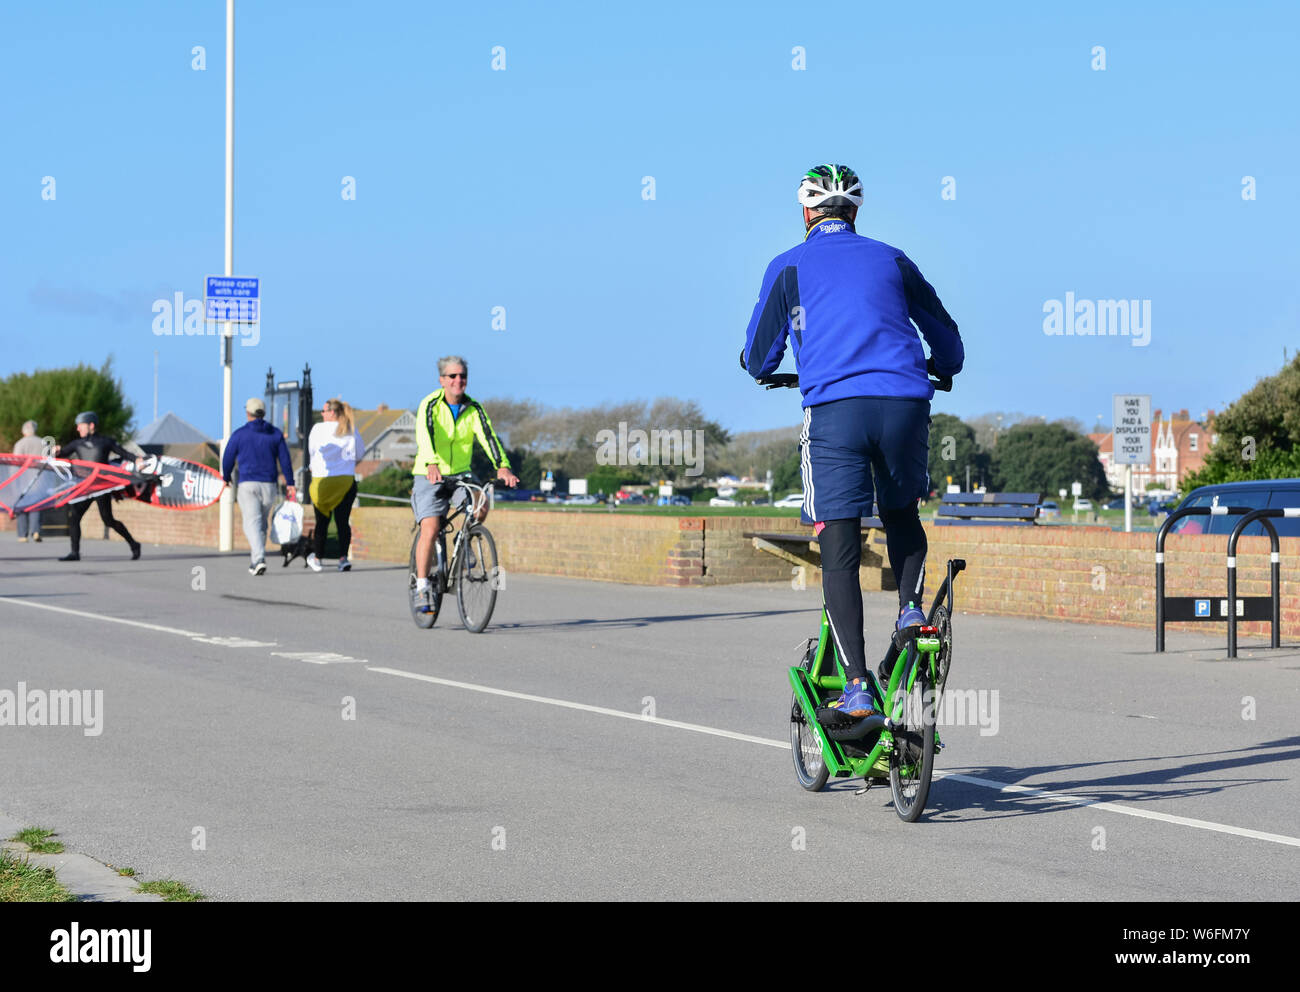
[455,524,498,633]
[888,653,937,822]
[408,531,440,629]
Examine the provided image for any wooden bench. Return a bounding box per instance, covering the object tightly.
[742,514,894,589]
[933,491,1041,526]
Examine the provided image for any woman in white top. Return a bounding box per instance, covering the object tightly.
[307,399,365,571]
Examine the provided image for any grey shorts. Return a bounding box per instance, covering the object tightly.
[411,475,463,523]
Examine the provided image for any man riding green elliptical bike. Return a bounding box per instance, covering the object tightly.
[743,164,964,719]
[411,355,519,612]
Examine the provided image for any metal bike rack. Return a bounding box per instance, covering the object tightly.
[1155,505,1273,651]
[1224,507,1300,657]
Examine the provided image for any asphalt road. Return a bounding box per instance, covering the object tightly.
[1,538,1297,900]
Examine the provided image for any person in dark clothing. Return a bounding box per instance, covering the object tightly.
[53,411,142,562]
[221,398,297,575]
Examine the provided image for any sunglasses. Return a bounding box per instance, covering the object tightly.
[442,372,467,380]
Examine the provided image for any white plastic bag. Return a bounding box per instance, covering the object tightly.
[271,500,304,545]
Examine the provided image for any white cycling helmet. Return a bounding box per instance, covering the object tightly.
[797,163,863,209]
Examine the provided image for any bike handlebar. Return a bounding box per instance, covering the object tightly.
[742,351,954,392]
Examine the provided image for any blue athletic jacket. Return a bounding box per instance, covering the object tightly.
[743,218,964,406]
[222,417,294,485]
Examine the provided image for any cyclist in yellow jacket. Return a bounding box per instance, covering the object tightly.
[412,355,518,610]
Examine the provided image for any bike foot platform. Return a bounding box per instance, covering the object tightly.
[816,709,888,742]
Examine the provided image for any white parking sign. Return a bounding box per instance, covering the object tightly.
[1112,394,1151,465]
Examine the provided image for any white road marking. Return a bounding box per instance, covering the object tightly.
[0,595,206,637]
[368,667,788,748]
[272,652,367,665]
[934,771,1300,848]
[370,665,1300,849]
[192,636,277,648]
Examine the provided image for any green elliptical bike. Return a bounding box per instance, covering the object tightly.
[751,357,962,821]
[788,558,964,821]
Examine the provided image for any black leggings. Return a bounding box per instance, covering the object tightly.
[313,481,358,559]
[67,495,135,555]
[818,505,928,682]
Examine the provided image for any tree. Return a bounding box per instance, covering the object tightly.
[772,448,802,496]
[479,395,732,484]
[928,413,988,492]
[1181,355,1300,492]
[0,359,134,450]
[355,463,414,505]
[989,422,1109,500]
[470,444,540,488]
[967,411,1036,453]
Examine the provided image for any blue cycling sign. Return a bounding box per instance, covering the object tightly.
[205,275,260,322]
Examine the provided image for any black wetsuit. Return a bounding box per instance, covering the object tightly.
[59,434,139,555]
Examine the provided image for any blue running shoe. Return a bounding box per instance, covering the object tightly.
[826,678,880,719]
[896,602,926,632]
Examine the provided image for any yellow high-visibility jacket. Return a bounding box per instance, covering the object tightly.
[412,389,510,476]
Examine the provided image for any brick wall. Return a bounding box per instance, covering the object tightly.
[46,502,1300,636]
[920,523,1300,638]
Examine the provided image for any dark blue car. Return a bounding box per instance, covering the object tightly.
[1167,479,1300,537]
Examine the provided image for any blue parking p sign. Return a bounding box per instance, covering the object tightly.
[1195,599,1211,617]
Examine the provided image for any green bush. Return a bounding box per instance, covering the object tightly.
[0,359,134,450]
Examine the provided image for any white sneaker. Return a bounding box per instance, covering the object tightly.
[307,553,322,572]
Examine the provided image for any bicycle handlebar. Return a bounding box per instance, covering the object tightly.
[742,351,954,392]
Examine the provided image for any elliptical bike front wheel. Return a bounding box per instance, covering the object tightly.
[888,655,937,822]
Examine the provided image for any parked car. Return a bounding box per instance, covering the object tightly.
[774,493,804,508]
[750,496,770,506]
[1037,501,1060,520]
[1104,497,1128,510]
[1167,479,1300,537]
[1073,498,1093,512]
[615,493,647,506]
[566,494,598,505]
[709,496,737,507]
[669,494,692,506]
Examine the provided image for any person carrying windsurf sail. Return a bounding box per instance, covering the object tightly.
[52,411,143,562]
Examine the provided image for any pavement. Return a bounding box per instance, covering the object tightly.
[1,537,1297,900]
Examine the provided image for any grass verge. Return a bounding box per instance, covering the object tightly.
[0,850,76,902]
[10,827,64,854]
[137,879,204,902]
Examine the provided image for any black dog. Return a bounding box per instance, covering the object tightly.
[280,534,315,568]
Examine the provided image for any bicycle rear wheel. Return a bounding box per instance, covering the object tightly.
[455,524,498,633]
[408,531,440,629]
[791,644,830,792]
[889,652,937,822]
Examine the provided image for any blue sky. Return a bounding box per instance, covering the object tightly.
[3,0,1297,440]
